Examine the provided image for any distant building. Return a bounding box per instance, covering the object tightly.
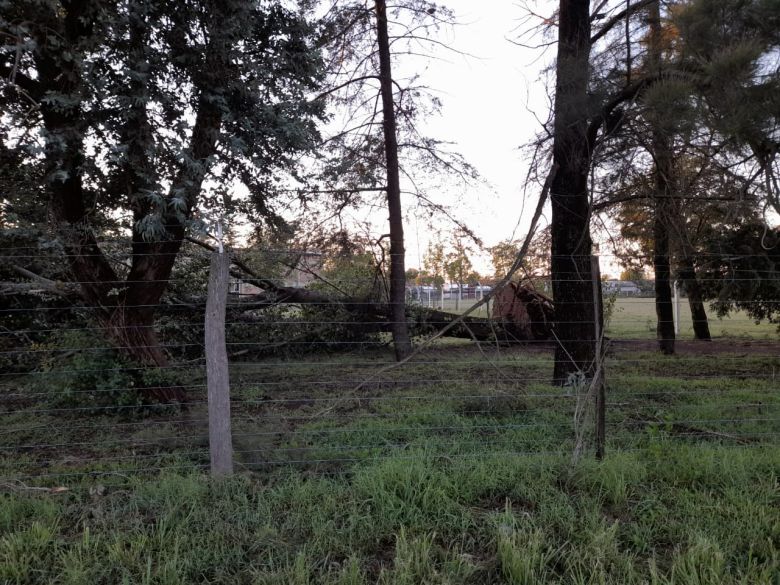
[229,250,323,295]
[283,251,324,288]
[603,280,641,296]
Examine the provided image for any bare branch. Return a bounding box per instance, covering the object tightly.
[590,0,655,46]
[3,264,81,298]
[312,74,380,101]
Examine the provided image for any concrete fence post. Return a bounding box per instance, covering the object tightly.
[205,241,233,476]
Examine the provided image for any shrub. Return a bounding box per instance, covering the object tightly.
[36,331,178,413]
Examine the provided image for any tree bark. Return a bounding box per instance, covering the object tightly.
[375,0,413,361]
[653,198,676,353]
[669,196,711,341]
[648,0,675,355]
[677,256,711,340]
[30,2,224,401]
[550,0,598,384]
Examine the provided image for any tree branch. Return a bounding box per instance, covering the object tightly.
[3,264,82,298]
[589,0,655,46]
[312,75,380,101]
[0,63,41,101]
[184,236,348,299]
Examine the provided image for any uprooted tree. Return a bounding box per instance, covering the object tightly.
[188,237,555,348]
[0,0,324,400]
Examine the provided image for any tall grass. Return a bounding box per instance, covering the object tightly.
[2,442,778,584]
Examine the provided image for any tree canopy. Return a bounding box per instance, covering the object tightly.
[1,0,324,397]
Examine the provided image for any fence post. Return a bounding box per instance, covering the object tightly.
[673,279,680,335]
[591,255,606,460]
[205,241,233,476]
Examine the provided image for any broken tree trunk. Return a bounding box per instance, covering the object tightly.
[227,287,554,344]
[492,282,555,341]
[188,236,557,344]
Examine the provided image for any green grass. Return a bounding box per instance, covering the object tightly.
[432,295,779,339]
[1,344,779,583]
[2,445,779,584]
[607,297,778,340]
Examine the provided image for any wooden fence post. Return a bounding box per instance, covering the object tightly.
[205,246,233,476]
[591,255,606,460]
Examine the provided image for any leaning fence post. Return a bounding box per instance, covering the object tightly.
[205,233,233,476]
[591,255,606,460]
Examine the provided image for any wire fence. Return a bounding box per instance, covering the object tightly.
[1,244,778,486]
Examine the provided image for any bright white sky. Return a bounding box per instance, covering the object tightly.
[230,2,558,276]
[392,0,556,273]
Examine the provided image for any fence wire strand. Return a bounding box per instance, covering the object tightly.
[1,247,778,483]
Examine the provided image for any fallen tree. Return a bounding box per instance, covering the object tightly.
[2,235,556,406]
[189,237,554,345]
[3,242,555,367]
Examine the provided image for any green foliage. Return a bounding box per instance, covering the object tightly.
[0,232,81,373]
[490,228,551,281]
[699,223,780,327]
[672,0,780,210]
[36,332,178,412]
[490,240,520,280]
[1,0,325,265]
[313,251,385,301]
[0,0,327,374]
[444,234,474,285]
[423,241,447,287]
[619,268,646,281]
[602,289,620,327]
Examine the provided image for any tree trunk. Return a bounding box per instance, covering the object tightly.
[653,202,676,354]
[375,0,412,361]
[550,0,598,385]
[101,306,187,403]
[31,2,224,401]
[648,0,675,355]
[678,256,711,340]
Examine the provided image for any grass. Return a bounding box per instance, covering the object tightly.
[2,445,779,583]
[607,297,780,340]
[1,341,779,583]
[428,295,780,340]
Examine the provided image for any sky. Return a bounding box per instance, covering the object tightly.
[386,0,556,273]
[227,2,559,276]
[326,1,777,280]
